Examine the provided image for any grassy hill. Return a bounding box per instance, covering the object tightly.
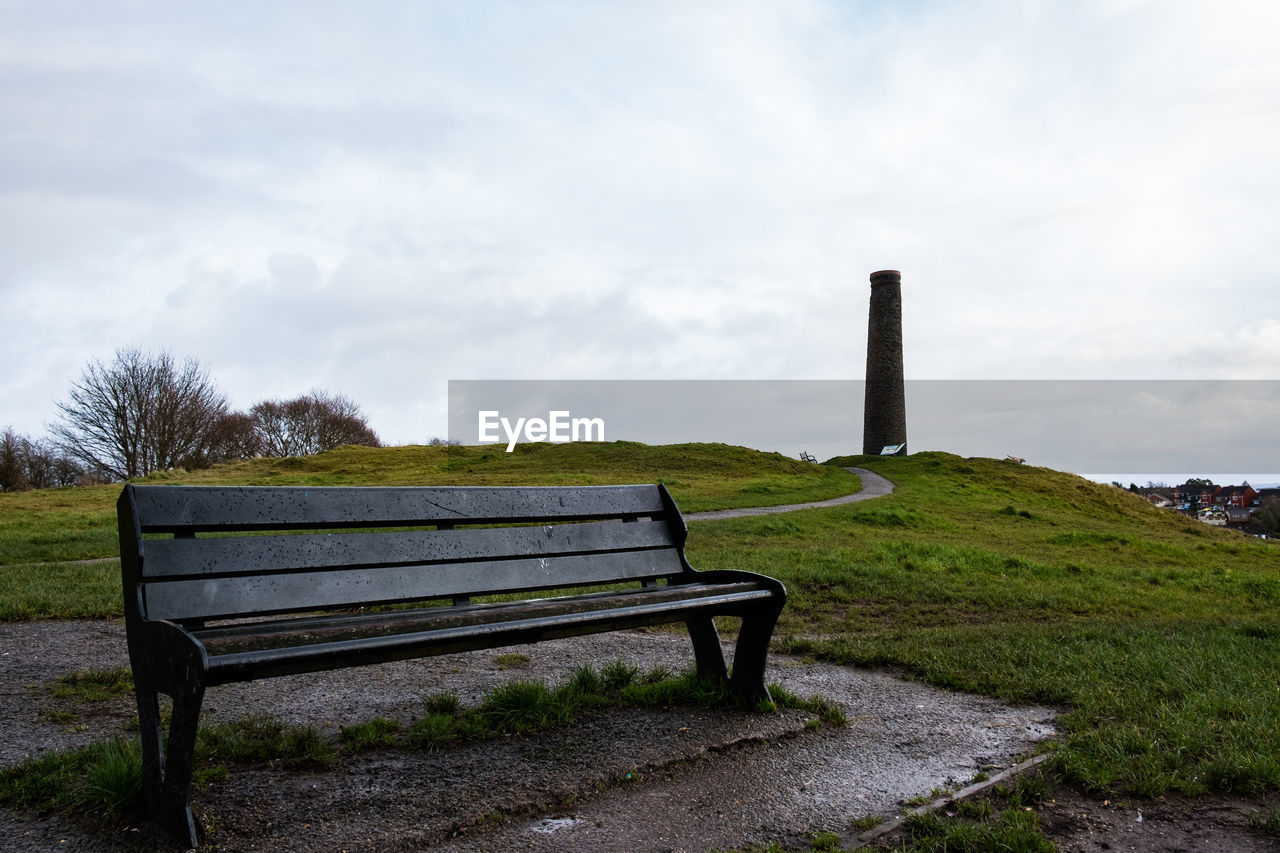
[2,442,1278,805]
[688,451,1280,799]
[0,441,860,567]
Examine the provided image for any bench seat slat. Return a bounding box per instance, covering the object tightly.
[132,484,667,531]
[203,586,778,685]
[141,519,676,580]
[194,581,768,654]
[191,584,698,642]
[145,549,685,621]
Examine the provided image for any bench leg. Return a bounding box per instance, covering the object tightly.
[136,680,205,848]
[728,603,782,706]
[684,616,728,682]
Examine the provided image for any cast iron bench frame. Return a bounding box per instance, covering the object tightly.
[117,482,786,845]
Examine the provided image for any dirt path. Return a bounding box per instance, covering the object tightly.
[686,467,892,521]
[0,623,1053,852]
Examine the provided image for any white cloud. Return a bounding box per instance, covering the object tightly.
[2,0,1277,445]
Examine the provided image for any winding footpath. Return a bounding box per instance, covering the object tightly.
[686,466,893,521]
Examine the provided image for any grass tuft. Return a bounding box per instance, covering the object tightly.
[422,692,462,717]
[494,652,532,670]
[480,680,566,733]
[768,683,847,728]
[900,806,1053,852]
[1247,806,1280,838]
[406,713,458,752]
[49,667,133,702]
[81,738,143,814]
[601,658,640,692]
[0,737,143,816]
[339,717,401,751]
[197,716,334,768]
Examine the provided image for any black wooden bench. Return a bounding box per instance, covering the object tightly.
[117,483,786,845]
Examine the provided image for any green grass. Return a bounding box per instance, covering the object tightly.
[767,683,848,727]
[687,451,1280,800]
[338,717,401,750]
[0,737,143,816]
[0,560,120,620]
[0,484,121,565]
[48,667,133,703]
[718,831,847,853]
[38,667,136,726]
[1248,805,1280,838]
[494,652,533,670]
[197,716,337,769]
[875,771,1057,852]
[894,807,1053,853]
[0,441,860,569]
[81,738,144,814]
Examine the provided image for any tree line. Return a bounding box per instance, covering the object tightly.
[0,428,84,491]
[2,347,379,491]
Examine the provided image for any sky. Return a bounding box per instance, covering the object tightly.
[3,1,1278,464]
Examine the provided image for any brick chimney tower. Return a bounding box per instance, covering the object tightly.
[863,269,907,455]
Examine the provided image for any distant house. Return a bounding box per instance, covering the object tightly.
[1143,492,1173,508]
[1172,482,1219,508]
[1252,488,1280,508]
[1226,506,1255,526]
[1214,484,1257,509]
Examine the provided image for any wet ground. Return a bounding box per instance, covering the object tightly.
[0,620,1055,851]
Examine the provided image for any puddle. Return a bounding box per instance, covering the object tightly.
[529,816,582,834]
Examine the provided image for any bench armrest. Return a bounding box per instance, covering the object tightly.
[128,619,210,695]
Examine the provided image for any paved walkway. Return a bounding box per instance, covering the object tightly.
[686,467,893,521]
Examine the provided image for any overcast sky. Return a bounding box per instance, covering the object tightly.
[3,1,1277,451]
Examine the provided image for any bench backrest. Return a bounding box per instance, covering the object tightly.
[118,484,690,624]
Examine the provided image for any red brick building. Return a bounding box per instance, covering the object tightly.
[1172,482,1220,508]
[1214,484,1258,509]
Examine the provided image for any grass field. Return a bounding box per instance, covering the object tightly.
[0,441,859,568]
[688,451,1280,799]
[3,440,1279,839]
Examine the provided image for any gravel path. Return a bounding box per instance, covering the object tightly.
[686,467,892,521]
[0,622,1055,852]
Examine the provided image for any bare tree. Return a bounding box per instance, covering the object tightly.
[205,411,263,464]
[50,449,86,487]
[50,348,229,480]
[0,428,84,491]
[251,390,380,457]
[22,438,57,488]
[0,427,29,492]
